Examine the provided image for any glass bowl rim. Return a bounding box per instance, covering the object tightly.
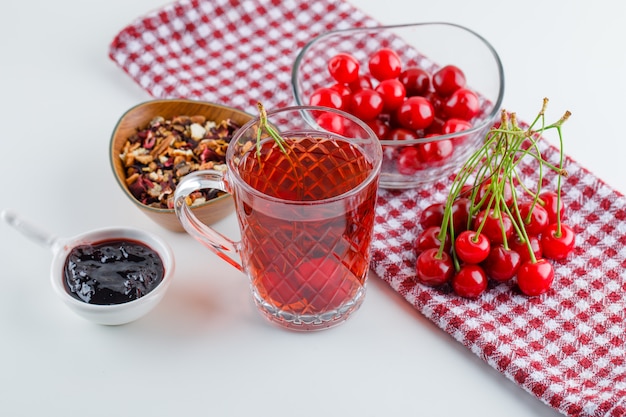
[291,21,506,146]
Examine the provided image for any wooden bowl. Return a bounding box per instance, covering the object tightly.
[110,99,253,232]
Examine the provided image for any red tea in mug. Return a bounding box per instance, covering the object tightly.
[174,105,382,331]
[236,136,378,320]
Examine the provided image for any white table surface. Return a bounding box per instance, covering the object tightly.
[1,1,624,416]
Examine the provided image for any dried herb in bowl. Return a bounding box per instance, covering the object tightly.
[119,115,241,209]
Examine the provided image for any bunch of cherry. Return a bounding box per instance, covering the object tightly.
[414,101,576,298]
[308,49,481,172]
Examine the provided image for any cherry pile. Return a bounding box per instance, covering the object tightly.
[308,49,482,173]
[414,100,575,298]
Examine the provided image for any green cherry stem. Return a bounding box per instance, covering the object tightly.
[552,111,571,237]
[434,99,570,268]
[256,102,290,159]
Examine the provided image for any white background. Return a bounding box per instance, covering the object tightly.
[1,1,624,416]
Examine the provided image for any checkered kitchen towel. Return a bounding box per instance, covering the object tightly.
[109,1,626,415]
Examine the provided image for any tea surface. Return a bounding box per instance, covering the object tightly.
[237,137,377,316]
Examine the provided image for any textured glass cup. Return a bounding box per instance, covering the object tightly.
[174,106,382,331]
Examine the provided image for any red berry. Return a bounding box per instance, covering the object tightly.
[443,88,480,120]
[327,53,360,84]
[419,203,445,229]
[451,197,472,232]
[417,139,453,165]
[395,96,435,130]
[398,67,430,96]
[375,78,406,112]
[432,65,466,96]
[518,201,550,236]
[390,128,419,140]
[415,226,451,255]
[475,176,514,209]
[452,264,488,298]
[350,88,384,121]
[442,118,472,144]
[396,146,422,174]
[425,117,446,136]
[415,248,454,286]
[539,191,566,224]
[348,75,373,92]
[541,223,576,260]
[365,118,391,139]
[368,48,402,81]
[482,244,521,282]
[455,230,491,264]
[510,234,543,265]
[316,112,344,135]
[442,118,472,134]
[517,259,554,296]
[329,83,352,111]
[473,209,513,245]
[309,87,344,109]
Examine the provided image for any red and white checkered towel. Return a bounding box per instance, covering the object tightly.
[109,1,626,416]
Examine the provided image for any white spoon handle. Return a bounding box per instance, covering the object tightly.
[1,209,60,250]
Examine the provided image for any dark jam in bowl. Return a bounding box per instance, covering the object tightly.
[63,238,165,305]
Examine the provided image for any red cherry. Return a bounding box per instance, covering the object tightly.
[424,91,446,116]
[350,88,384,121]
[455,230,491,264]
[348,75,373,92]
[473,209,513,244]
[417,139,453,165]
[375,78,406,112]
[541,223,576,260]
[443,88,480,120]
[442,118,472,135]
[452,264,488,298]
[389,127,419,140]
[517,259,554,296]
[366,118,391,139]
[475,176,514,209]
[482,244,521,283]
[451,197,472,232]
[398,67,430,96]
[309,87,344,109]
[419,203,445,229]
[396,146,422,175]
[442,118,472,145]
[329,83,352,111]
[415,226,451,255]
[425,117,446,136]
[316,112,344,135]
[415,248,454,286]
[368,48,402,81]
[327,52,360,84]
[518,201,550,236]
[539,191,566,224]
[459,184,474,199]
[395,96,435,130]
[432,65,466,96]
[509,235,543,264]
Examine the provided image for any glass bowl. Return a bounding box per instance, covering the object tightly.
[292,22,505,189]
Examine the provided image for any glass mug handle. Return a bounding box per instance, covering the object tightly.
[174,170,243,271]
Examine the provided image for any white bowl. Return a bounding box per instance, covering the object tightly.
[50,226,175,325]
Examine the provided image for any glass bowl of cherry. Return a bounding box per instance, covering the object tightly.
[292,22,505,189]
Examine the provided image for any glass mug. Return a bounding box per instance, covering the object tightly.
[174,106,382,331]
